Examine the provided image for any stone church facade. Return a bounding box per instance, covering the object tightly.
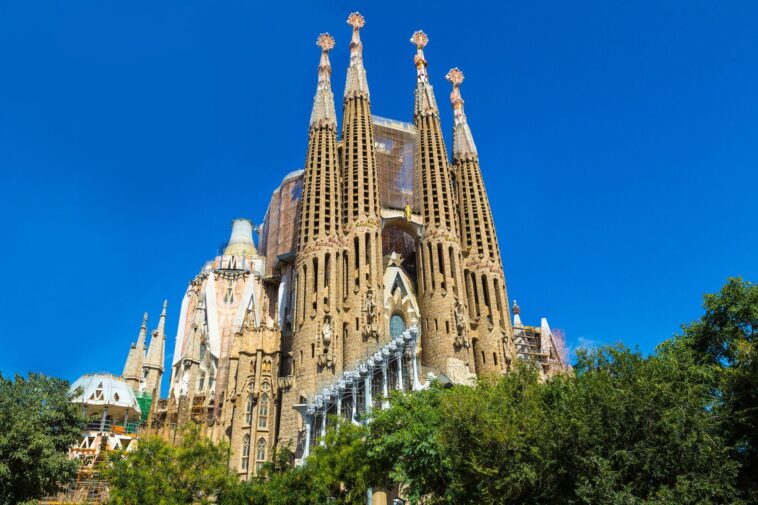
[116,12,569,485]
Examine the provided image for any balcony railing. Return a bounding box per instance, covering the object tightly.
[84,420,141,435]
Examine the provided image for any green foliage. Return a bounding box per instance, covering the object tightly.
[681,277,758,500]
[224,278,757,504]
[234,422,373,505]
[368,385,448,503]
[365,343,742,505]
[106,424,240,505]
[0,372,85,505]
[96,277,758,504]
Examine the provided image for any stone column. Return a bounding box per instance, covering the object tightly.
[381,349,390,409]
[303,412,313,460]
[364,360,374,413]
[351,375,358,424]
[396,343,405,391]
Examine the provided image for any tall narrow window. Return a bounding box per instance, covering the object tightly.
[494,278,504,328]
[437,243,445,276]
[324,253,331,301]
[241,435,250,471]
[312,257,318,295]
[342,253,348,299]
[449,247,458,294]
[258,394,269,430]
[245,394,254,425]
[255,438,267,472]
[354,237,360,287]
[427,243,435,289]
[482,274,492,324]
[197,371,206,392]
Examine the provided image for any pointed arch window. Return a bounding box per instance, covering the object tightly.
[91,382,104,401]
[262,359,272,375]
[258,394,269,429]
[245,394,254,425]
[255,438,267,471]
[390,314,406,339]
[197,371,206,392]
[241,434,250,471]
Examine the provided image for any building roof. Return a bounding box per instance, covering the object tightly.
[69,373,142,414]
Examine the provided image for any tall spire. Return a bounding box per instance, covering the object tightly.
[122,312,148,389]
[411,30,438,116]
[310,33,337,129]
[145,300,167,371]
[450,65,514,373]
[445,68,477,160]
[344,12,369,98]
[185,299,206,365]
[340,11,384,368]
[410,28,470,381]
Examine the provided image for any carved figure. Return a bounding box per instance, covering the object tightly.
[179,370,190,398]
[363,288,379,339]
[322,317,332,347]
[454,301,469,347]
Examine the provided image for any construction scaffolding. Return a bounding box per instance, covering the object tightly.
[373,115,417,211]
[259,170,303,277]
[513,323,570,378]
[134,392,152,423]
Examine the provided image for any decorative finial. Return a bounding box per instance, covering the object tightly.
[310,33,337,126]
[446,67,465,120]
[142,312,148,325]
[446,67,478,159]
[446,67,464,86]
[410,30,429,85]
[410,30,428,49]
[512,300,520,315]
[345,12,369,98]
[347,12,365,29]
[162,300,168,311]
[316,33,335,52]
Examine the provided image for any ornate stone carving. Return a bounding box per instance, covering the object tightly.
[362,288,380,340]
[322,316,332,347]
[317,316,336,370]
[453,301,469,348]
[179,369,190,398]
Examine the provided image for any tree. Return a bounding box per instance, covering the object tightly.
[682,277,758,501]
[106,423,241,505]
[367,385,448,504]
[234,422,373,505]
[0,372,85,505]
[366,344,742,504]
[553,342,740,505]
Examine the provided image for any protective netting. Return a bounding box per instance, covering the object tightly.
[373,115,417,211]
[259,170,303,277]
[550,328,569,368]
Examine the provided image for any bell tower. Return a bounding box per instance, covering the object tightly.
[446,68,514,374]
[281,33,343,449]
[410,31,472,382]
[340,13,385,369]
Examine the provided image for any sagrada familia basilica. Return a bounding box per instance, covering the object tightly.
[65,13,569,499]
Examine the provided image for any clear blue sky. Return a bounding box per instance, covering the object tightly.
[2,1,756,394]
